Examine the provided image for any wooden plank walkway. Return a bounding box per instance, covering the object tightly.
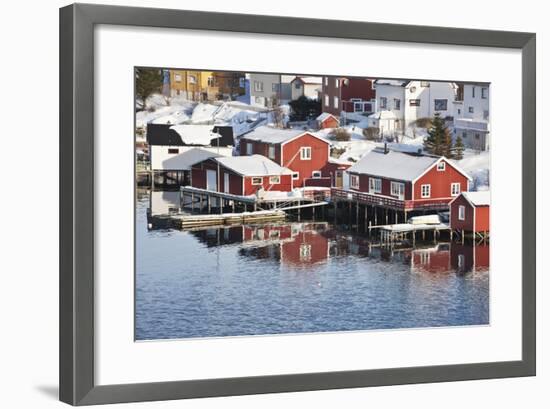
[166,210,286,229]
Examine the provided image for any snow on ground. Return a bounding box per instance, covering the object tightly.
[136,94,196,128]
[453,150,490,191]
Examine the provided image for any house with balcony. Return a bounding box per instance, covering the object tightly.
[339,147,471,213]
[320,77,376,117]
[453,83,490,151]
[249,73,281,108]
[370,80,459,137]
[239,126,349,188]
[290,76,322,100]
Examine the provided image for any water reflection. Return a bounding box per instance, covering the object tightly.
[136,190,489,340]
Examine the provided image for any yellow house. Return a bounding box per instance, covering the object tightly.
[169,70,219,101]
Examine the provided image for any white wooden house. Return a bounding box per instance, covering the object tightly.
[453,83,490,151]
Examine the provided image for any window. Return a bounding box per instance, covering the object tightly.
[335,79,340,88]
[483,110,489,120]
[390,181,404,198]
[333,96,339,109]
[292,172,300,180]
[458,254,465,269]
[251,177,263,185]
[468,106,474,114]
[246,143,253,155]
[254,81,264,92]
[324,77,328,86]
[481,87,488,99]
[269,176,280,184]
[475,133,480,140]
[294,82,301,89]
[188,75,197,84]
[472,86,476,98]
[272,83,279,92]
[268,146,275,159]
[174,74,182,82]
[207,76,215,87]
[420,81,430,87]
[421,184,431,198]
[299,244,312,261]
[350,175,360,189]
[434,99,448,111]
[380,97,387,109]
[394,98,401,110]
[312,171,322,178]
[369,178,382,194]
[458,108,461,115]
[167,148,179,154]
[409,86,417,93]
[462,131,467,139]
[458,205,466,220]
[451,183,461,196]
[409,99,421,107]
[437,161,446,171]
[300,147,312,160]
[324,95,329,106]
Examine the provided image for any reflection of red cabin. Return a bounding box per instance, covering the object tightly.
[281,228,329,266]
[240,126,336,188]
[450,191,490,233]
[316,113,339,129]
[410,245,450,273]
[345,148,472,211]
[450,242,490,273]
[191,154,293,195]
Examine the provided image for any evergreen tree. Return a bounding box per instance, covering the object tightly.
[288,96,321,121]
[453,134,465,160]
[424,114,454,158]
[136,68,163,110]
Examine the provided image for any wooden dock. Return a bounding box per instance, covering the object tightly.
[370,222,451,247]
[158,210,287,229]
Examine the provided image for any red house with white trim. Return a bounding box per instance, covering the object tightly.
[239,126,348,188]
[191,154,293,196]
[342,148,471,212]
[450,191,490,234]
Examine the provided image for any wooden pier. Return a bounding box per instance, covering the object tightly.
[371,222,451,247]
[153,210,286,229]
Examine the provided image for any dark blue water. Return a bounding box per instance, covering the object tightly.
[136,192,489,340]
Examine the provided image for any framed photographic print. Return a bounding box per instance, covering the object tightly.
[59,3,536,406]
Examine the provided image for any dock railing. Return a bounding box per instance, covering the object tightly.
[331,188,450,211]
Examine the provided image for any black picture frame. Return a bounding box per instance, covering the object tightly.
[59,3,536,405]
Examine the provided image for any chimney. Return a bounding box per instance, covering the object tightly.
[384,142,389,154]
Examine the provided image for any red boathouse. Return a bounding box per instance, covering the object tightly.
[450,191,490,235]
[239,126,344,188]
[191,154,293,196]
[338,147,472,213]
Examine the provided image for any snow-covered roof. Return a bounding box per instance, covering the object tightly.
[461,191,490,206]
[241,126,307,144]
[214,155,293,177]
[169,125,221,146]
[348,149,440,181]
[368,111,397,120]
[316,112,338,122]
[374,79,409,87]
[162,148,222,170]
[293,76,323,84]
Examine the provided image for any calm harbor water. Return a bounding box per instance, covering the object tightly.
[136,191,489,341]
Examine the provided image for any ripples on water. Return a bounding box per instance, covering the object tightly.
[135,192,489,340]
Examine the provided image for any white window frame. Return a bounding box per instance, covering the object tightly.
[380,97,387,109]
[394,98,401,110]
[324,94,329,106]
[469,106,474,114]
[451,182,461,196]
[174,74,182,82]
[251,177,263,185]
[335,79,340,88]
[437,161,446,171]
[350,174,360,189]
[333,96,339,109]
[481,87,488,99]
[268,145,275,160]
[246,142,253,155]
[458,205,466,221]
[390,181,405,199]
[300,147,312,160]
[292,172,300,180]
[421,184,431,198]
[324,77,328,86]
[434,98,448,111]
[254,81,264,92]
[369,178,382,194]
[269,175,280,184]
[312,171,322,179]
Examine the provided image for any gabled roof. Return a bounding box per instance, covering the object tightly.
[348,149,472,182]
[291,76,323,85]
[169,124,223,146]
[240,125,330,146]
[212,155,293,177]
[316,112,338,122]
[162,148,223,170]
[453,191,491,207]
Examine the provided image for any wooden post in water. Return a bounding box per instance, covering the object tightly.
[355,201,359,231]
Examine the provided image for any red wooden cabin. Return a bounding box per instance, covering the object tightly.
[191,154,293,196]
[239,126,339,188]
[341,148,472,212]
[316,112,339,129]
[450,191,490,233]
